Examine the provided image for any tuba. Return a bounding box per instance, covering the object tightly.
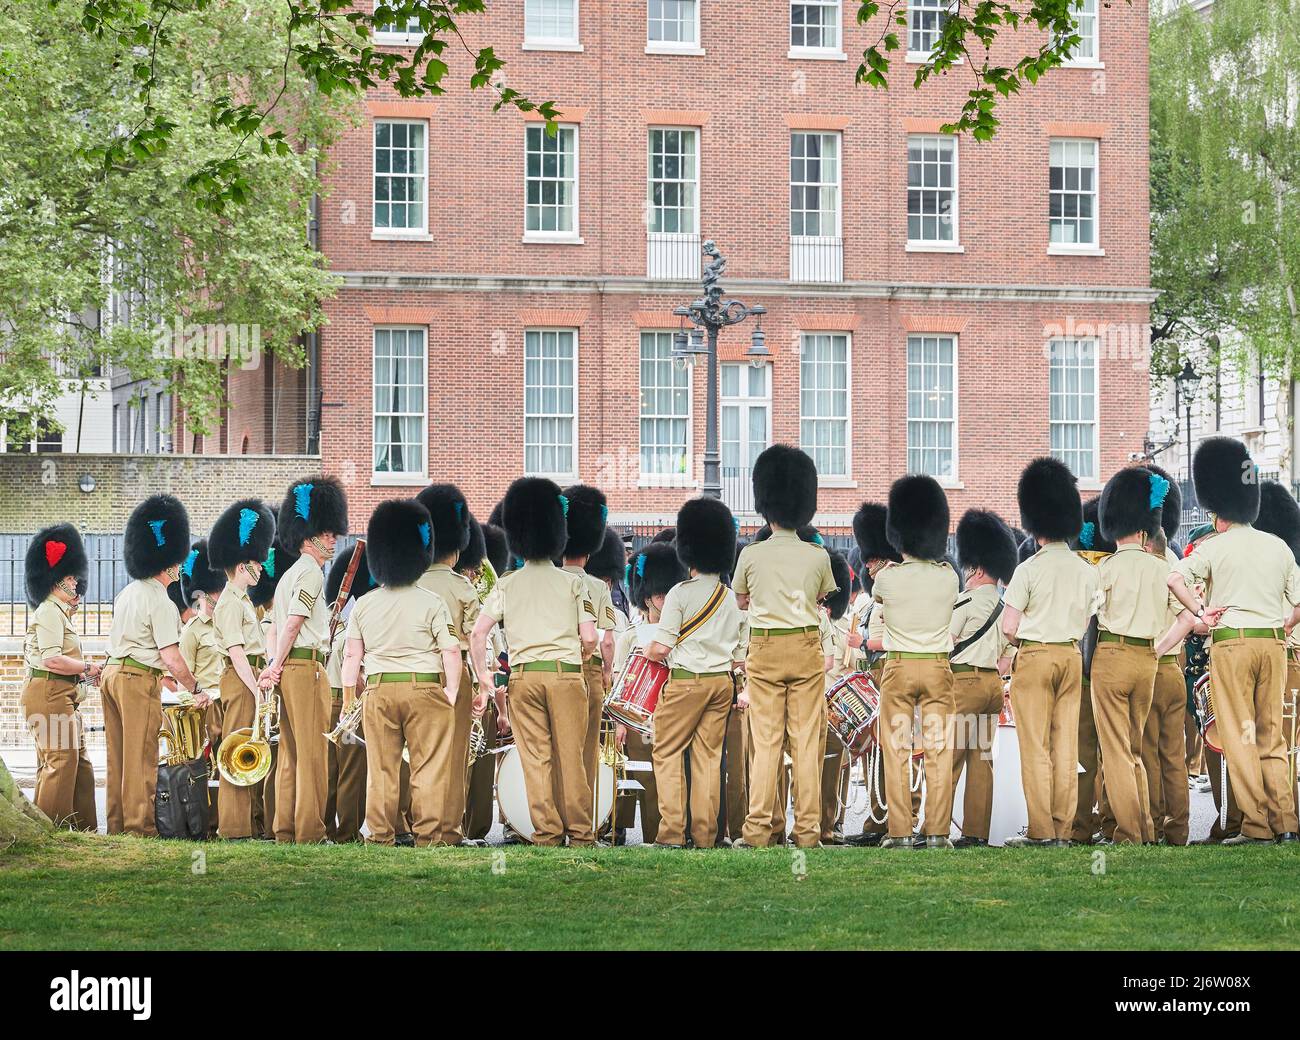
[474,557,498,604]
[217,694,277,786]
[159,704,207,766]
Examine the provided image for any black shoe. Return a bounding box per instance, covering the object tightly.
[952,836,989,848]
[845,832,885,847]
[822,834,846,846]
[394,832,416,848]
[653,841,686,849]
[1275,832,1299,844]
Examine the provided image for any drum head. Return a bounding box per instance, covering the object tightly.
[496,746,616,843]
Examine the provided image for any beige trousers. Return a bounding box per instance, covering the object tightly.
[21,676,96,831]
[1142,657,1190,845]
[325,693,368,843]
[950,669,1003,841]
[1009,643,1082,841]
[273,657,331,844]
[101,662,163,837]
[508,669,593,845]
[652,674,732,847]
[217,668,258,838]
[1090,640,1157,845]
[880,657,955,839]
[1073,678,1100,842]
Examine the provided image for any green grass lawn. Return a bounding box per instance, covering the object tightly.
[2,834,1298,950]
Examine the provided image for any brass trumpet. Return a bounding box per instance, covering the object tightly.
[217,694,278,786]
[325,692,366,747]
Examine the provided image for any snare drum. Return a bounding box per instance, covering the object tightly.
[1192,673,1222,753]
[825,671,880,757]
[496,744,615,843]
[604,652,670,736]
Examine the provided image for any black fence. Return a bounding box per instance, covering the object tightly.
[0,534,129,638]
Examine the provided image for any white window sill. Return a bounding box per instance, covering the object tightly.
[646,43,706,56]
[1047,244,1106,257]
[817,477,858,489]
[1077,480,1104,493]
[371,473,427,487]
[906,241,964,253]
[638,478,697,490]
[373,33,425,47]
[933,478,964,490]
[522,233,585,245]
[788,47,848,61]
[1061,59,1105,70]
[371,231,433,242]
[523,40,584,52]
[906,52,963,65]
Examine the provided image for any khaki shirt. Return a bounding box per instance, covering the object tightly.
[950,583,1012,669]
[1289,563,1300,651]
[655,574,747,674]
[1095,544,1177,640]
[179,613,224,692]
[24,597,79,671]
[826,613,853,684]
[480,561,591,666]
[1003,541,1100,643]
[272,553,328,653]
[417,563,481,650]
[1177,524,1300,631]
[212,582,266,661]
[1163,546,1187,655]
[565,565,616,635]
[612,606,637,676]
[345,585,458,676]
[733,530,836,629]
[872,557,960,654]
[326,627,348,690]
[107,577,182,669]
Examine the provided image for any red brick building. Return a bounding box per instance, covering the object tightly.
[315,0,1153,531]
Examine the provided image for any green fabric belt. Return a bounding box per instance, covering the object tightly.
[950,663,998,674]
[1159,654,1180,666]
[28,668,75,684]
[517,660,582,674]
[886,651,948,661]
[750,625,819,637]
[371,671,440,684]
[1097,631,1154,648]
[1019,639,1077,649]
[331,686,342,699]
[287,646,325,662]
[1212,627,1284,643]
[670,668,731,680]
[107,656,163,676]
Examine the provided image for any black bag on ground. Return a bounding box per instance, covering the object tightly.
[155,759,210,840]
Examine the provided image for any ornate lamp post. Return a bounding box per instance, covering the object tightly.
[1174,358,1202,502]
[671,241,769,500]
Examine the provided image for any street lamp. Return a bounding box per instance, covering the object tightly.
[671,240,768,500]
[1174,358,1202,500]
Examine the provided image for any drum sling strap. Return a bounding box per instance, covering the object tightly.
[678,582,729,641]
[950,598,1003,659]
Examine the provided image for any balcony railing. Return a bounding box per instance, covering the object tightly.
[646,232,702,280]
[721,465,755,515]
[790,235,844,283]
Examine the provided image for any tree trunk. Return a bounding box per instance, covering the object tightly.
[0,753,53,846]
[1272,179,1299,487]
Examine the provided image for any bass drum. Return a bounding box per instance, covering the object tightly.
[1192,673,1222,754]
[496,744,616,844]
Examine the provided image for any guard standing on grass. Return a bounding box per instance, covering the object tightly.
[177,539,226,833]
[259,476,348,844]
[818,549,854,844]
[1159,438,1300,845]
[733,445,836,850]
[415,483,480,846]
[102,494,209,836]
[470,477,598,846]
[21,523,99,831]
[949,509,1018,848]
[208,498,277,841]
[341,499,463,846]
[872,475,960,850]
[642,496,746,849]
[323,541,373,843]
[247,532,295,839]
[1001,459,1099,847]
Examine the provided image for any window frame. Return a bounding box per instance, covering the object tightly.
[1060,0,1103,68]
[789,130,842,241]
[523,123,582,243]
[371,1,426,46]
[1048,335,1101,483]
[1048,137,1103,255]
[789,0,845,60]
[798,331,853,483]
[905,133,961,252]
[371,325,429,485]
[638,329,695,487]
[372,117,429,238]
[646,0,704,55]
[906,0,955,63]
[522,327,580,483]
[905,333,960,483]
[523,0,583,51]
[646,126,701,238]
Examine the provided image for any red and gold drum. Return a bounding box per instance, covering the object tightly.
[604,652,670,737]
[825,670,881,758]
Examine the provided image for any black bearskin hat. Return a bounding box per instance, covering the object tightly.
[651,527,677,544]
[886,475,950,561]
[209,498,276,572]
[585,526,627,583]
[675,497,738,576]
[1017,457,1083,542]
[366,499,434,588]
[753,524,823,545]
[25,524,88,608]
[825,549,852,621]
[481,523,510,576]
[180,539,226,604]
[853,503,901,564]
[752,444,818,529]
[1100,466,1168,542]
[562,484,609,559]
[124,493,191,580]
[325,541,376,605]
[416,483,472,560]
[1143,463,1181,541]
[167,579,188,617]
[1072,496,1117,555]
[1253,481,1300,563]
[278,476,348,550]
[1193,437,1260,525]
[955,510,1018,584]
[456,515,486,573]
[629,542,686,610]
[250,540,299,609]
[501,477,568,562]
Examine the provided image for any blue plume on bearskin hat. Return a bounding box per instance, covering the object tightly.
[825,549,851,620]
[416,483,472,560]
[1017,457,1083,542]
[752,444,818,529]
[366,499,434,588]
[124,493,191,580]
[852,503,901,564]
[325,541,375,606]
[562,484,609,559]
[1253,481,1300,564]
[25,523,88,608]
[250,537,299,609]
[277,475,349,551]
[209,498,276,571]
[481,522,510,576]
[501,477,568,562]
[1099,466,1163,542]
[1193,436,1260,525]
[1142,463,1181,540]
[628,542,686,610]
[675,496,737,576]
[180,539,226,604]
[585,526,627,583]
[956,510,1018,584]
[1071,496,1117,555]
[886,475,950,561]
